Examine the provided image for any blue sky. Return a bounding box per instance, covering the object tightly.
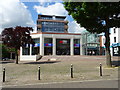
[0,0,86,33]
[22,1,74,23]
[23,2,40,24]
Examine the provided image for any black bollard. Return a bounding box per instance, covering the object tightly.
[3,67,5,82]
[100,63,102,76]
[38,66,40,80]
[71,64,73,78]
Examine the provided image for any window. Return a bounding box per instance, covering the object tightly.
[114,28,116,33]
[22,47,30,55]
[37,21,41,24]
[33,38,40,43]
[114,37,116,42]
[44,38,52,43]
[74,39,80,44]
[32,47,39,55]
[37,28,41,31]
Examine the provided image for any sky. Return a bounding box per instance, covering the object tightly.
[0,0,86,34]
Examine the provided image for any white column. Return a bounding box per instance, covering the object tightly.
[70,38,74,55]
[40,36,44,55]
[10,52,12,59]
[53,37,56,55]
[30,45,32,56]
[20,47,22,56]
[80,38,83,55]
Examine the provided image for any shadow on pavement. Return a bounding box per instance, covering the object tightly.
[112,61,120,67]
[22,61,61,64]
[0,60,14,64]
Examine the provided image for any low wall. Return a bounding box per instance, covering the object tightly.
[20,55,37,61]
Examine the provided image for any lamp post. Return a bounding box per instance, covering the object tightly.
[86,33,87,55]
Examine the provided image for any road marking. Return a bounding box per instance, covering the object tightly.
[1,79,118,88]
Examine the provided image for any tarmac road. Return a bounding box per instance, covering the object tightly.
[2,79,119,88]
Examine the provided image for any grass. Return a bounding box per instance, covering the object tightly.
[1,56,119,86]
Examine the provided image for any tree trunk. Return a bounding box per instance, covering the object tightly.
[15,49,18,64]
[104,29,112,67]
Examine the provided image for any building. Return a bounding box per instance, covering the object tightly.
[20,15,83,61]
[82,31,100,55]
[100,28,120,56]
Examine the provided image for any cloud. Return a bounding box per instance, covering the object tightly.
[68,21,86,33]
[0,0,34,34]
[34,2,86,33]
[34,3,68,16]
[37,0,63,6]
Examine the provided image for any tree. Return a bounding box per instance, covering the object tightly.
[1,44,15,59]
[2,26,35,64]
[64,2,120,67]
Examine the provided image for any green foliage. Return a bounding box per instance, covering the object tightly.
[1,26,35,63]
[2,26,35,50]
[63,2,120,67]
[64,2,120,33]
[1,44,15,58]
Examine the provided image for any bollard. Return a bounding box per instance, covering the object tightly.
[71,64,73,78]
[3,67,5,82]
[38,66,40,80]
[99,63,102,76]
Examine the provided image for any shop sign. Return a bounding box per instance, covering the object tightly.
[112,43,118,47]
[34,43,40,47]
[44,43,53,47]
[117,43,120,46]
[113,47,119,55]
[74,44,80,47]
[59,40,67,44]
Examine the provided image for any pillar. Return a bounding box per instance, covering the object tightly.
[30,45,32,56]
[70,38,74,55]
[40,37,44,55]
[53,37,56,55]
[80,38,83,55]
[20,47,22,56]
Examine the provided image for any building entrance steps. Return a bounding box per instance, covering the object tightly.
[37,55,119,62]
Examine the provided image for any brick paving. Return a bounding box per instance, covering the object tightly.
[1,55,119,87]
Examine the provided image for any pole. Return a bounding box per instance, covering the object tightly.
[38,66,40,80]
[100,63,102,76]
[86,33,87,55]
[3,67,5,82]
[71,64,73,78]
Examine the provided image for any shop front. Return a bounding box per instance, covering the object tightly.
[44,38,53,55]
[56,39,70,55]
[20,32,82,61]
[112,43,120,56]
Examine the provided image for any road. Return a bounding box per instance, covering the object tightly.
[2,79,119,88]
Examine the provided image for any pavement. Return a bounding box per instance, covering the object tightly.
[2,79,119,88]
[1,55,119,89]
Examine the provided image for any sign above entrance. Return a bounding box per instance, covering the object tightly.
[34,43,40,47]
[59,40,67,44]
[112,43,117,47]
[112,43,120,47]
[44,43,53,47]
[74,44,80,47]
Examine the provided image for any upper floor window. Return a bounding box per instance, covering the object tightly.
[114,28,116,33]
[37,28,41,31]
[37,21,41,24]
[41,17,52,20]
[114,37,116,43]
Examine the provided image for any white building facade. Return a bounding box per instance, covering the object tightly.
[101,28,120,56]
[20,32,82,61]
[20,15,83,61]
